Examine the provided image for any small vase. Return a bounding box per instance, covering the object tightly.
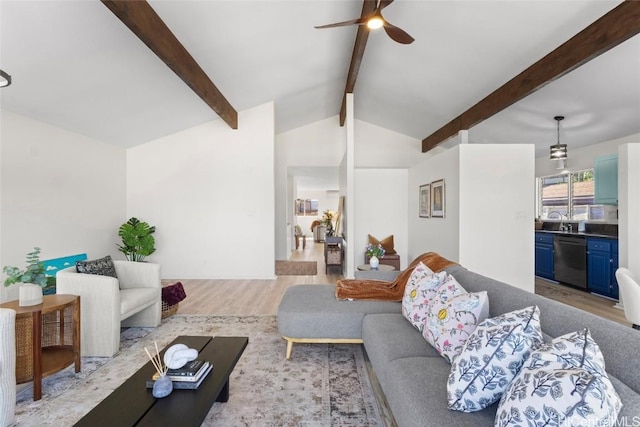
[369,256,379,269]
[152,373,173,398]
[19,283,43,307]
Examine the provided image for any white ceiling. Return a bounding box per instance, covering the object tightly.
[1,1,638,161]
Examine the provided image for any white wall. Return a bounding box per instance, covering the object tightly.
[618,143,640,276]
[355,169,408,269]
[354,120,423,168]
[1,110,126,302]
[408,144,535,292]
[408,146,461,262]
[458,145,535,291]
[126,102,275,279]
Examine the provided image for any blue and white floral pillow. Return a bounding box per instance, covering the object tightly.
[495,329,622,427]
[401,263,447,331]
[447,306,543,412]
[423,290,489,363]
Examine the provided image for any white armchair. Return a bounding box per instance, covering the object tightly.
[615,267,640,330]
[57,260,161,357]
[0,308,16,427]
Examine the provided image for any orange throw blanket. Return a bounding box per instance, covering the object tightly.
[335,252,457,301]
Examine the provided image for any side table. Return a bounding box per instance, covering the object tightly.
[356,264,395,272]
[0,294,80,400]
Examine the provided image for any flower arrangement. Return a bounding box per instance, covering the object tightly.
[365,243,385,259]
[3,247,47,287]
[321,209,335,236]
[321,210,334,227]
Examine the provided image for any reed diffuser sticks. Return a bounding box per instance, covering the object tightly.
[144,341,167,376]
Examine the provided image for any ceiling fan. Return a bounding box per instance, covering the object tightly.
[315,0,414,45]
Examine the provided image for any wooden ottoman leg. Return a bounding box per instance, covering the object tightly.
[285,338,293,360]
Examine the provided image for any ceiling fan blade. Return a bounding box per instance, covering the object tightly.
[379,0,395,10]
[383,21,414,44]
[315,17,366,29]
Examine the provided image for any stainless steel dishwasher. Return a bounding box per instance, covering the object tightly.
[553,235,587,288]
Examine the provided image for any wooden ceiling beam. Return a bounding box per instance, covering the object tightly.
[339,0,378,126]
[421,1,640,153]
[101,0,238,129]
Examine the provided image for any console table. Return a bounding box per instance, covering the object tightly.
[0,294,80,400]
[324,236,343,273]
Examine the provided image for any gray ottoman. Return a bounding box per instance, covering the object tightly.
[277,284,400,359]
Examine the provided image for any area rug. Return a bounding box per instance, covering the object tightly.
[275,260,318,276]
[14,315,380,426]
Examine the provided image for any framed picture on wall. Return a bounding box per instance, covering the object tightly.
[419,184,430,218]
[431,179,445,218]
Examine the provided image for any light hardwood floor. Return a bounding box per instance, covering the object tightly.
[170,239,629,327]
[169,239,342,316]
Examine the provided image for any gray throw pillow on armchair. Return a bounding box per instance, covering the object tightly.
[76,255,118,279]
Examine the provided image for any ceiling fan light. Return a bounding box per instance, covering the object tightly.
[0,69,11,88]
[367,16,384,30]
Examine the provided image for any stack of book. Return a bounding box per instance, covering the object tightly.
[146,360,213,390]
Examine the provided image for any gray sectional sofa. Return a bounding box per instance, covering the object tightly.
[278,264,640,426]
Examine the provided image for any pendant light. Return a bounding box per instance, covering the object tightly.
[549,116,567,160]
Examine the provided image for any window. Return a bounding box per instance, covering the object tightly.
[295,199,318,216]
[539,169,603,221]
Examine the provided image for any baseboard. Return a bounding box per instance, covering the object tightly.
[362,346,398,427]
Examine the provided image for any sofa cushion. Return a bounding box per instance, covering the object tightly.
[76,255,118,279]
[120,288,159,320]
[380,357,498,427]
[496,329,622,427]
[401,263,445,330]
[423,291,489,363]
[448,306,544,412]
[363,313,440,387]
[277,285,399,340]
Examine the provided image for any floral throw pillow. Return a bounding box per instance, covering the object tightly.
[402,262,438,325]
[495,329,622,427]
[447,306,543,412]
[423,291,489,363]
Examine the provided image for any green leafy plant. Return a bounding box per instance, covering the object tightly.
[3,247,47,287]
[117,217,156,262]
[365,243,385,259]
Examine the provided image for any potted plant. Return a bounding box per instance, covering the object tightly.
[117,217,156,262]
[365,243,385,269]
[3,247,47,306]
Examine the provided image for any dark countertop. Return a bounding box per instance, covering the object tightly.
[535,229,618,239]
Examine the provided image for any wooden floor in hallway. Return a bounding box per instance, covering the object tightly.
[170,239,629,327]
[170,238,341,316]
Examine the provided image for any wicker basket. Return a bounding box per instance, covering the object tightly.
[15,309,73,383]
[161,300,179,319]
[327,247,342,264]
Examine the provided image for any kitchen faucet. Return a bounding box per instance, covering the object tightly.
[548,211,567,231]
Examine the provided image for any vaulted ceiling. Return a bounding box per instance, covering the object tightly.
[1,1,639,159]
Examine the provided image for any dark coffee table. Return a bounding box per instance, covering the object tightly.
[75,336,248,426]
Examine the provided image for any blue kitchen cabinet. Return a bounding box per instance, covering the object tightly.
[535,232,554,280]
[587,237,618,299]
[611,241,619,299]
[594,154,618,205]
